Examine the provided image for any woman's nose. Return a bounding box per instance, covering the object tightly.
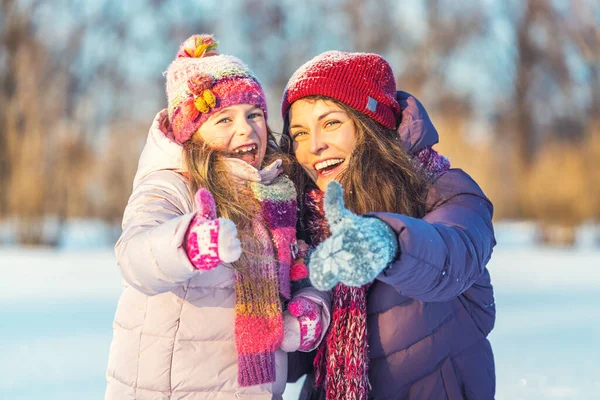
[309,132,327,154]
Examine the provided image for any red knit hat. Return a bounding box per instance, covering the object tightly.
[281,50,400,129]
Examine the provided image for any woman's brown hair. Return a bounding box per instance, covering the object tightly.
[282,96,429,220]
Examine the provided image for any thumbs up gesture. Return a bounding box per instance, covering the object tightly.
[185,188,242,270]
[309,181,398,290]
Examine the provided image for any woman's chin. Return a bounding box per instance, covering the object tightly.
[316,176,339,192]
[315,169,345,191]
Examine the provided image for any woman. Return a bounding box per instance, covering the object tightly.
[281,51,496,399]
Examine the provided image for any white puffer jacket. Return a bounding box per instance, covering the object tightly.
[105,110,330,400]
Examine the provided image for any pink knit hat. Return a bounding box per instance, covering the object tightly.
[281,50,400,129]
[165,34,268,144]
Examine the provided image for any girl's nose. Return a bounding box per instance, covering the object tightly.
[235,118,253,137]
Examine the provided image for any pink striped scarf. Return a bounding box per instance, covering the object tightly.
[234,175,298,386]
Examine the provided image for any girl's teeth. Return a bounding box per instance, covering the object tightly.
[236,145,256,154]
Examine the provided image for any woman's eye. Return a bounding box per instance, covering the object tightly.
[248,112,263,119]
[217,117,231,124]
[291,131,307,140]
[324,120,341,128]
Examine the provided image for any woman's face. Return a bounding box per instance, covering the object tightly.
[289,99,357,191]
[196,103,267,168]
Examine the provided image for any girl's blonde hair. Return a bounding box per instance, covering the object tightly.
[183,125,292,274]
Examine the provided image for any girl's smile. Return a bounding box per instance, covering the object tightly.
[196,103,267,168]
[231,142,259,167]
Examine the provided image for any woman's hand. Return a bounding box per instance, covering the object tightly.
[309,181,398,290]
[185,188,242,270]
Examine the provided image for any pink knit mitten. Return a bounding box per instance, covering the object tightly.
[185,188,242,270]
[282,296,323,352]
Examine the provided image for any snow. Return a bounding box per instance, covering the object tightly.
[56,219,121,250]
[1,243,599,399]
[0,218,121,249]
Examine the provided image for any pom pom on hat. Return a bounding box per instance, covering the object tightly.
[188,73,215,95]
[176,34,219,59]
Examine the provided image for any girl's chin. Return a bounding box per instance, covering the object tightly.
[229,152,263,168]
[251,158,262,168]
[253,153,265,168]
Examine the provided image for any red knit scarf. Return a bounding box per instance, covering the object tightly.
[307,147,450,400]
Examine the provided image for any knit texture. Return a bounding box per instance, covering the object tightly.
[185,188,242,270]
[165,34,267,144]
[308,146,451,400]
[308,181,398,290]
[416,146,451,177]
[287,296,323,351]
[306,189,370,400]
[281,50,400,129]
[235,175,297,386]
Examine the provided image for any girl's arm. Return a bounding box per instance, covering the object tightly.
[370,168,496,302]
[115,170,199,296]
[282,245,332,353]
[285,286,332,352]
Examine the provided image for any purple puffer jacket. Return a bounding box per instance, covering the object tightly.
[289,92,496,400]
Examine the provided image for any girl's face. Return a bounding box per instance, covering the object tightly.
[197,103,268,168]
[288,99,357,191]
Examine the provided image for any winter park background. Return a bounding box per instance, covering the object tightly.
[1,0,599,399]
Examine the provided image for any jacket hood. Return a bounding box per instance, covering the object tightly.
[396,91,439,154]
[133,109,186,189]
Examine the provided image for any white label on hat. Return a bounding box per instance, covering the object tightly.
[367,97,377,112]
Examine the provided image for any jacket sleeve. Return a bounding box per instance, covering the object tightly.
[115,170,199,296]
[370,168,496,302]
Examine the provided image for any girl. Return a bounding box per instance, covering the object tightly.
[105,35,329,400]
[281,51,496,399]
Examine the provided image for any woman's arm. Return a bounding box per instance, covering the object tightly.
[370,168,496,302]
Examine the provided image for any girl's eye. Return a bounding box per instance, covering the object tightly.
[248,112,263,119]
[324,120,341,128]
[217,117,231,124]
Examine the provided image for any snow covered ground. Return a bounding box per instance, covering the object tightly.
[1,243,599,399]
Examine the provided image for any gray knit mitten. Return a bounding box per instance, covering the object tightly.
[309,181,398,291]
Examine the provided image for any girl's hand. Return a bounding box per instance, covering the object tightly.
[308,181,398,290]
[185,189,242,270]
[281,296,323,352]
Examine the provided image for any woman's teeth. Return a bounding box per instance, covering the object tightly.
[315,158,344,172]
